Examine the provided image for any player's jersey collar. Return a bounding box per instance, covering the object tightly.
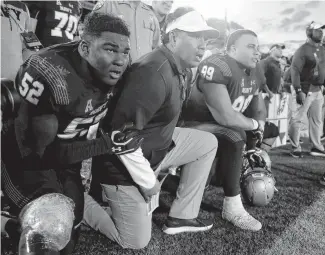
[226,54,252,75]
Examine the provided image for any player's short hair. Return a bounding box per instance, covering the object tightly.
[82,12,130,39]
[162,6,195,44]
[226,29,257,51]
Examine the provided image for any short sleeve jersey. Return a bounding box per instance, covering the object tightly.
[182,54,260,122]
[15,41,115,144]
[29,1,81,47]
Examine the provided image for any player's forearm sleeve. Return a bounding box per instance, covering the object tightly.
[118,148,156,189]
[54,133,113,165]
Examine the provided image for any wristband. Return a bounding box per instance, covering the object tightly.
[296,88,302,93]
[251,119,259,130]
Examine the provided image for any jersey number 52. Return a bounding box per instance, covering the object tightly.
[19,72,44,105]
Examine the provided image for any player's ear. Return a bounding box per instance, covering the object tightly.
[79,40,90,58]
[230,45,236,54]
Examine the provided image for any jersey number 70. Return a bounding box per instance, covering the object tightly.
[51,11,78,40]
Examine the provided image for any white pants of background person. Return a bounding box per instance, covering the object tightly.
[322,90,325,137]
[288,85,324,152]
[83,127,218,249]
[288,86,309,138]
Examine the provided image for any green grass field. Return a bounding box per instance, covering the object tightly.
[3,142,325,255]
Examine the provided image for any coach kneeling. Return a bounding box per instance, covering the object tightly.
[83,8,219,249]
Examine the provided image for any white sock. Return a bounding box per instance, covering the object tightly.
[223,194,246,215]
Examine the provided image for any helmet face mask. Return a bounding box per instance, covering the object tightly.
[259,150,271,171]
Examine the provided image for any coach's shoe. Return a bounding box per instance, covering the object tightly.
[162,216,213,235]
[310,148,325,157]
[222,195,262,231]
[320,174,325,186]
[290,151,303,158]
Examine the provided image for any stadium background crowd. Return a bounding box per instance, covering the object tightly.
[1,0,324,254]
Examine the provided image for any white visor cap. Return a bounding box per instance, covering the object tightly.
[309,22,325,29]
[165,11,220,39]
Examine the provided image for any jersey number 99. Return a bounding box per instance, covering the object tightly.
[232,95,253,113]
[201,65,215,81]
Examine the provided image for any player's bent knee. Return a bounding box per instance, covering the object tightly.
[199,131,219,152]
[19,193,75,251]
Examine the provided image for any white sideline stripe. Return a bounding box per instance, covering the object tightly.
[257,190,325,255]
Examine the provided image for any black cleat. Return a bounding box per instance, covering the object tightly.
[162,216,213,235]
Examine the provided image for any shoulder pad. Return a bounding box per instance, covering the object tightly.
[198,54,232,85]
[18,53,70,105]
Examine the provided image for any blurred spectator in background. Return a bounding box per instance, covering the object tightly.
[260,52,269,60]
[204,18,228,57]
[260,44,285,97]
[93,0,161,62]
[289,21,325,158]
[26,0,82,47]
[1,1,36,80]
[280,56,291,73]
[150,1,173,37]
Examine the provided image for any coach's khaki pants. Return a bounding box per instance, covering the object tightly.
[83,127,218,249]
[289,85,324,152]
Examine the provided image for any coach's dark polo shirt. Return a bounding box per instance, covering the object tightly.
[95,45,187,186]
[260,56,282,93]
[291,42,325,94]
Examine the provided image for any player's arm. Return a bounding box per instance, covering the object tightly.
[14,62,59,164]
[291,48,305,92]
[201,83,258,130]
[246,90,267,130]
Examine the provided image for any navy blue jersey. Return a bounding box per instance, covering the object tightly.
[15,42,115,143]
[28,1,81,47]
[182,53,260,122]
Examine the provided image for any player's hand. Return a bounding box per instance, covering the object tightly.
[267,91,274,99]
[251,121,264,145]
[105,122,144,155]
[296,91,306,105]
[246,150,266,169]
[138,179,161,203]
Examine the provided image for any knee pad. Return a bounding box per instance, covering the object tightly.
[19,193,75,253]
